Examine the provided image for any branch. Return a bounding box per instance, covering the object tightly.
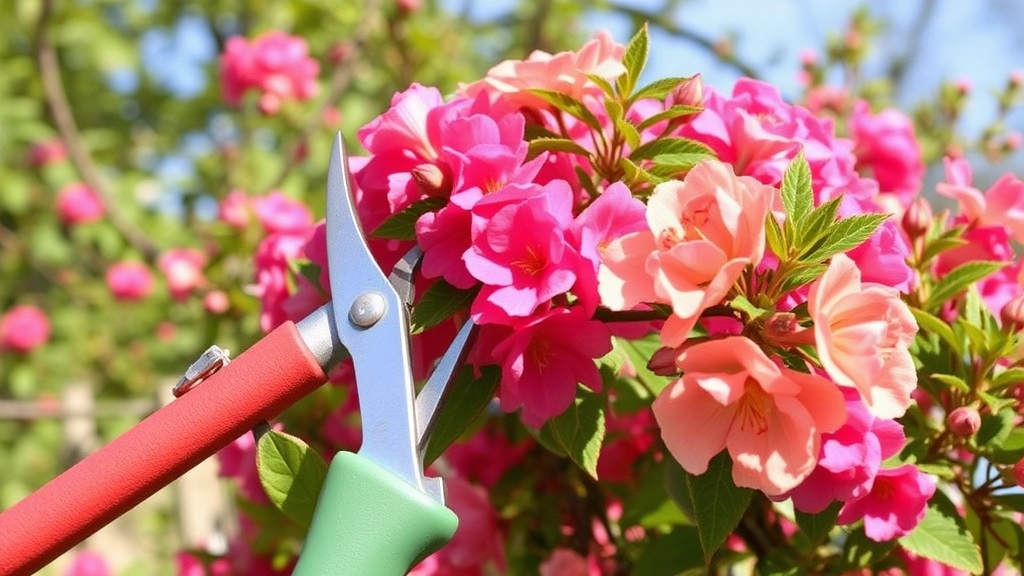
[34,0,159,260]
[610,3,761,80]
[265,0,383,191]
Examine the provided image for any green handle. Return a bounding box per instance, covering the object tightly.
[293,451,458,576]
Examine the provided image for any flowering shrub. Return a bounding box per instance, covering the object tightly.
[202,23,1024,576]
[6,4,1024,574]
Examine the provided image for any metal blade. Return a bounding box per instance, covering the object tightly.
[414,320,478,455]
[325,133,426,494]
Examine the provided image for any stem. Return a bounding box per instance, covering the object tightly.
[34,0,159,260]
[592,308,666,323]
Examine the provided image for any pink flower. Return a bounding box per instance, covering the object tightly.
[416,203,476,289]
[844,219,914,292]
[937,156,1024,244]
[460,30,626,111]
[105,261,155,301]
[539,548,599,576]
[253,191,314,234]
[219,190,251,228]
[158,248,207,301]
[490,306,611,426]
[837,465,936,541]
[784,390,905,513]
[29,139,67,168]
[653,336,847,495]
[598,408,657,483]
[176,552,231,576]
[445,428,532,488]
[809,254,918,419]
[849,100,924,206]
[220,32,319,114]
[569,182,648,313]
[253,232,310,331]
[0,305,51,353]
[215,432,267,502]
[465,180,581,322]
[900,549,970,576]
[204,290,230,314]
[410,477,505,575]
[598,161,775,346]
[64,551,109,576]
[56,182,104,225]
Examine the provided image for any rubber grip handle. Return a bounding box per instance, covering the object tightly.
[293,451,457,576]
[0,321,327,576]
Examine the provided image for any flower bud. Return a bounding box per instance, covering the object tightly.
[901,196,933,240]
[946,406,981,437]
[669,74,704,109]
[411,163,452,197]
[1001,293,1024,331]
[647,346,680,376]
[204,291,230,315]
[1013,458,1024,487]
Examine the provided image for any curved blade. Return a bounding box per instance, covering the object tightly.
[325,133,426,493]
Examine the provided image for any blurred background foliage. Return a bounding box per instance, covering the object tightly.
[1,0,1022,573]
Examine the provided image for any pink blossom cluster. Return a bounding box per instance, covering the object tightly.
[219,31,320,115]
[0,305,51,354]
[56,182,104,226]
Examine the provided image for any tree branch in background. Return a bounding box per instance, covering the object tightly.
[611,3,761,80]
[34,0,160,261]
[886,0,937,96]
[266,0,384,192]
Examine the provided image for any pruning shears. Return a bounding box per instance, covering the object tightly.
[0,133,474,575]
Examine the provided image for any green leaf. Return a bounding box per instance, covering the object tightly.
[797,196,842,248]
[371,197,447,241]
[575,165,601,200]
[671,451,753,562]
[606,99,641,149]
[976,407,1016,447]
[925,261,1008,310]
[616,23,649,98]
[636,104,703,132]
[730,294,768,322]
[256,429,329,529]
[929,373,970,393]
[987,428,1024,464]
[794,501,841,547]
[630,137,715,162]
[632,526,704,576]
[840,526,898,570]
[423,365,500,465]
[547,388,606,479]
[529,89,602,131]
[911,308,962,356]
[801,213,888,263]
[765,213,788,258]
[630,76,694,103]
[523,124,562,141]
[899,492,983,574]
[619,336,674,395]
[527,137,590,159]
[620,158,665,188]
[410,280,478,334]
[780,152,814,229]
[663,457,696,522]
[776,262,828,295]
[584,72,616,98]
[622,462,688,527]
[647,154,715,177]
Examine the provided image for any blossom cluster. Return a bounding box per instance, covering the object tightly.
[215,24,1024,576]
[219,31,320,116]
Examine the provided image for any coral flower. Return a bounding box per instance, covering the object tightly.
[598,160,775,346]
[653,336,846,495]
[460,30,625,111]
[808,254,918,419]
[937,156,1024,244]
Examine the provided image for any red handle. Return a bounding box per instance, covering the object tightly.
[0,321,327,576]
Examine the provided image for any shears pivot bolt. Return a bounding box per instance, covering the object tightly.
[349,292,386,328]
